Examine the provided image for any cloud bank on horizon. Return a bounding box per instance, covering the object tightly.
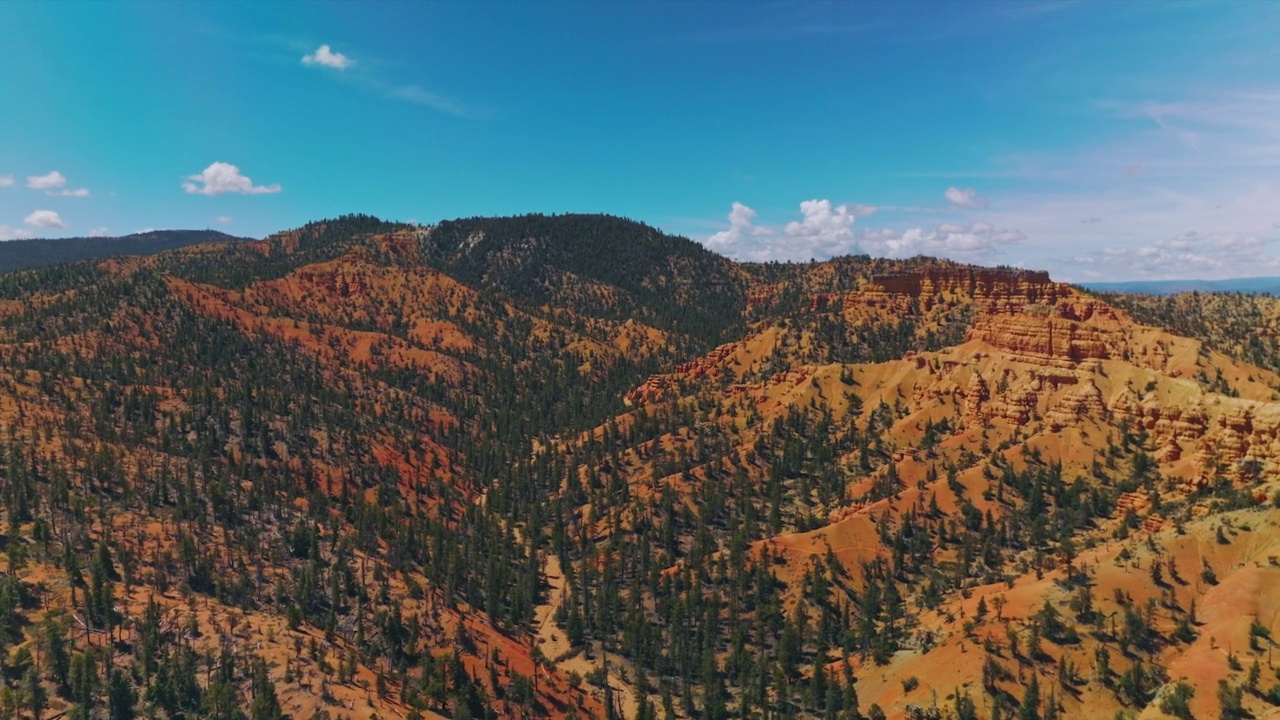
[700,87,1280,281]
[705,194,1024,264]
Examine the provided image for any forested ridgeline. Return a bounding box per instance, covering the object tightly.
[0,215,1274,720]
[0,230,249,276]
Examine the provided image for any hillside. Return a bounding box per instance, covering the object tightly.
[0,229,250,275]
[0,214,1275,720]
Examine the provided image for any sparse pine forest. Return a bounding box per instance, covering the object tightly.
[0,214,1275,720]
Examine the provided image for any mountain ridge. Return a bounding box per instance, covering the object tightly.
[1083,276,1280,296]
[0,213,1275,720]
[0,229,251,275]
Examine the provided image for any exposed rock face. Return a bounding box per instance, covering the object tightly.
[857,268,1136,368]
[295,268,368,297]
[969,311,1121,368]
[1045,378,1106,430]
[635,264,1280,487]
[866,268,1057,300]
[1107,386,1280,481]
[625,375,674,406]
[963,373,989,417]
[675,339,742,378]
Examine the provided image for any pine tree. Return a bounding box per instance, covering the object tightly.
[1018,676,1040,720]
[107,669,136,720]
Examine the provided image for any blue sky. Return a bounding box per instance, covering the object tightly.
[1,1,1278,281]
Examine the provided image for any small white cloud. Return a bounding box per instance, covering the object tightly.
[50,188,90,198]
[0,175,13,188]
[302,44,351,70]
[216,216,233,225]
[850,204,879,217]
[27,171,67,190]
[0,225,35,241]
[89,227,110,238]
[706,202,772,254]
[784,199,858,249]
[133,228,156,235]
[182,162,281,196]
[945,186,988,209]
[24,209,65,229]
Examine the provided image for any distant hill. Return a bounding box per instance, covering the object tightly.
[0,229,250,274]
[1082,275,1280,295]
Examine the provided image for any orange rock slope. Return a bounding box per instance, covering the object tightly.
[607,266,1280,719]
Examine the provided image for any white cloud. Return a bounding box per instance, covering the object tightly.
[302,44,351,70]
[24,210,65,229]
[26,171,66,190]
[0,175,13,188]
[182,162,281,196]
[865,222,1025,260]
[1063,228,1280,281]
[945,186,988,208]
[0,226,35,241]
[702,199,1025,264]
[50,188,90,198]
[216,216,233,225]
[89,227,110,238]
[706,199,907,262]
[133,228,156,235]
[705,202,773,255]
[783,199,858,252]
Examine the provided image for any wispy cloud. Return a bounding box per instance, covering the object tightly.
[381,81,478,118]
[297,40,478,118]
[873,89,1280,281]
[0,175,13,188]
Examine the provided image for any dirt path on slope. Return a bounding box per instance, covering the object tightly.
[533,552,640,719]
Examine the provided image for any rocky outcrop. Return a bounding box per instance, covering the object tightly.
[1107,384,1280,481]
[295,268,369,298]
[1045,378,1105,430]
[867,268,1058,301]
[962,373,989,417]
[1116,491,1155,516]
[853,268,1134,368]
[626,375,675,406]
[675,339,742,378]
[969,313,1120,368]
